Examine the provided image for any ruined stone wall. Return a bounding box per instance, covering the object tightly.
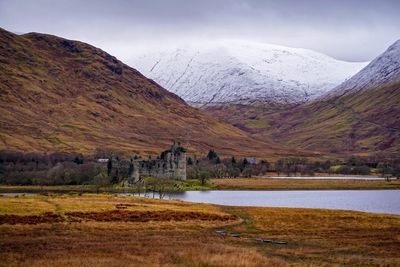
[135,151,186,181]
[116,143,187,185]
[174,151,186,180]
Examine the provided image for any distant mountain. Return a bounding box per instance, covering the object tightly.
[327,40,400,97]
[0,27,304,158]
[131,40,367,106]
[205,40,400,156]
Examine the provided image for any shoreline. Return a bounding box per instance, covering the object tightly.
[1,177,400,193]
[267,176,388,180]
[1,188,399,216]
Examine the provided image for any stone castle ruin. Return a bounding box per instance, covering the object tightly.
[108,142,186,185]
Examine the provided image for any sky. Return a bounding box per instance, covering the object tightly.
[0,0,399,62]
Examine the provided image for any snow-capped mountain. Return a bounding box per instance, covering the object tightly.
[130,40,368,106]
[328,39,400,97]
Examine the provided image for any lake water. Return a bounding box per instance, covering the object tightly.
[164,190,400,215]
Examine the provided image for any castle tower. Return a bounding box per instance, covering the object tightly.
[170,141,186,180]
[175,150,186,180]
[127,160,140,184]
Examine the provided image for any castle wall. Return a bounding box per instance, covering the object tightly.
[119,143,187,185]
[136,152,186,180]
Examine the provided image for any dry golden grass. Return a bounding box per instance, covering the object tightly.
[0,195,283,267]
[223,206,400,266]
[1,195,399,266]
[0,194,228,216]
[211,178,400,190]
[0,222,286,267]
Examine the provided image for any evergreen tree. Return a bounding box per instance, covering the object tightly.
[73,155,83,165]
[107,158,112,176]
[207,149,218,160]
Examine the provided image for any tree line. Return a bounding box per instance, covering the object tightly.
[0,151,107,185]
[0,150,399,186]
[187,151,400,182]
[187,150,270,184]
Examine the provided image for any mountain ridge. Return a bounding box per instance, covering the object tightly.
[0,27,308,158]
[131,40,368,106]
[326,39,400,98]
[205,39,400,156]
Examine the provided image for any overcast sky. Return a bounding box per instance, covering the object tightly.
[1,0,399,62]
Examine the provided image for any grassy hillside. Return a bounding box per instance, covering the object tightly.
[0,27,306,158]
[206,81,400,157]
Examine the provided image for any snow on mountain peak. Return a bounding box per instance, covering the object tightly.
[328,39,400,97]
[129,40,368,106]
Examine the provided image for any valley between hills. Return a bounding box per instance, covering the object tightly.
[204,80,400,157]
[203,40,400,158]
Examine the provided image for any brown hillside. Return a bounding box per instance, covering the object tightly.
[206,40,400,158]
[0,28,305,158]
[206,81,400,157]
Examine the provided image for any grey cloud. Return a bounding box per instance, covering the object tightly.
[0,0,399,62]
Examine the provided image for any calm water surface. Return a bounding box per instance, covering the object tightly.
[166,190,400,215]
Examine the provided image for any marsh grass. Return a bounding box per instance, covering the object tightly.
[0,195,280,266]
[0,179,216,194]
[222,206,400,266]
[0,195,399,266]
[211,178,400,190]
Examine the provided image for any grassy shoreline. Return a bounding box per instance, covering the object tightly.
[1,177,399,193]
[0,194,399,266]
[211,178,400,190]
[0,179,215,194]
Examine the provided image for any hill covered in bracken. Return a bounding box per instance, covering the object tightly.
[0,27,304,158]
[206,40,400,157]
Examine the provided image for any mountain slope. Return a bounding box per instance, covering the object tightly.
[205,40,400,156]
[130,40,367,106]
[0,28,305,158]
[327,40,400,97]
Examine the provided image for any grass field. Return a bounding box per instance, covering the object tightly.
[1,194,399,266]
[0,179,215,194]
[211,178,400,190]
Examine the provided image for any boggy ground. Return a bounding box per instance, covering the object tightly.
[0,195,399,266]
[211,178,400,190]
[2,177,400,194]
